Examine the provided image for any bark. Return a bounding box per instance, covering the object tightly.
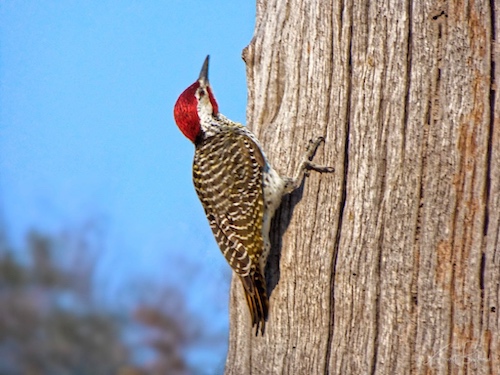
[225,1,500,374]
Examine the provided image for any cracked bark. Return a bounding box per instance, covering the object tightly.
[225,1,500,374]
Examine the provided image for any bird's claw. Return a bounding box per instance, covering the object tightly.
[304,136,334,174]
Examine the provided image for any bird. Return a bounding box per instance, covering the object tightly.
[173,55,333,335]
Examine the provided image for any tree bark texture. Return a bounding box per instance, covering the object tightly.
[225,1,499,374]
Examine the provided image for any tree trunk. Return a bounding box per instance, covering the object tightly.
[225,1,499,374]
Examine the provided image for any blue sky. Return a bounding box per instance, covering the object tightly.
[0,1,255,370]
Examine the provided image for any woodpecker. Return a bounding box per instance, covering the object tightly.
[173,56,333,335]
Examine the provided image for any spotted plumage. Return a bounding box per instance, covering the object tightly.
[173,56,333,335]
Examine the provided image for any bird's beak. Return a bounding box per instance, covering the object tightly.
[198,55,210,86]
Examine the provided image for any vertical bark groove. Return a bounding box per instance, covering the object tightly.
[325,1,353,373]
[485,0,495,238]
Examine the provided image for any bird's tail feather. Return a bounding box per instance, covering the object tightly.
[241,270,269,336]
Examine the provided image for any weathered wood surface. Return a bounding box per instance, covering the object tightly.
[225,1,499,374]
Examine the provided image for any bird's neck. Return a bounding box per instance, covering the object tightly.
[198,113,243,140]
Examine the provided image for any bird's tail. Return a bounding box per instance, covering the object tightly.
[240,269,269,336]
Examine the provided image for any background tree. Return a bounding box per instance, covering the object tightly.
[0,232,130,374]
[0,228,208,375]
[225,1,499,374]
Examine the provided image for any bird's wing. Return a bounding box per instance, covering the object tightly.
[194,129,269,334]
[193,130,265,277]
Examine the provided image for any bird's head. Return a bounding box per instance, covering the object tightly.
[173,55,219,143]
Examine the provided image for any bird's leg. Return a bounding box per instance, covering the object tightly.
[283,136,335,194]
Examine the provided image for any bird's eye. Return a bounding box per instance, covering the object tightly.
[198,89,205,97]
